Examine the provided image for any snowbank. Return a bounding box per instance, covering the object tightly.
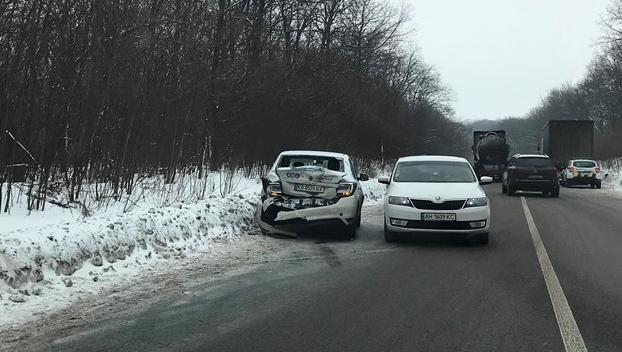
[1,194,258,291]
[601,158,622,189]
[0,174,385,320]
[361,178,387,203]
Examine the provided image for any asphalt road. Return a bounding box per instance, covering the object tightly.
[20,185,622,351]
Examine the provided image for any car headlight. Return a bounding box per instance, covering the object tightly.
[388,196,412,206]
[464,197,487,208]
[337,182,357,197]
[266,183,282,197]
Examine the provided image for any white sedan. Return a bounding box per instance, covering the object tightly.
[256,150,367,239]
[380,156,492,244]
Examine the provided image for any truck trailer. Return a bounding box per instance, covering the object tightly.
[540,120,594,169]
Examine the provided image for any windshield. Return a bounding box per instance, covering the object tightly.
[572,161,596,168]
[278,155,344,172]
[393,161,476,183]
[515,158,554,168]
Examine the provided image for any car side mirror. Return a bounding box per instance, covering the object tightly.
[358,173,369,181]
[479,176,493,185]
[378,176,390,185]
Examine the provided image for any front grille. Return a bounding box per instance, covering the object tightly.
[410,199,466,210]
[406,220,475,230]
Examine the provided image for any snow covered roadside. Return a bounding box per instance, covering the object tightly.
[601,158,622,190]
[0,194,259,328]
[0,175,385,329]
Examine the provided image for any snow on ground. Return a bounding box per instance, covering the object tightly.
[601,158,622,190]
[0,172,386,329]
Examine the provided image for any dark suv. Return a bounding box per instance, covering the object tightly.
[502,154,560,197]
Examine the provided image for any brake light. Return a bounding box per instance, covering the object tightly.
[266,183,282,197]
[337,182,357,197]
[568,166,576,173]
[595,167,601,174]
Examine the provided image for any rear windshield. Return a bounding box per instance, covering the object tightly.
[278,155,344,172]
[393,161,476,183]
[572,161,596,168]
[515,157,554,167]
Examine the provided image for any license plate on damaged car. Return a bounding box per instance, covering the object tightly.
[422,213,456,221]
[294,184,325,193]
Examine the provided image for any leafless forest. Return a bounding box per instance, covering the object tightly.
[0,0,468,211]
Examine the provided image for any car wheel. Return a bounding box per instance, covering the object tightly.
[502,183,507,194]
[508,183,516,196]
[355,204,362,228]
[343,223,357,240]
[596,181,602,189]
[384,221,396,243]
[384,229,396,243]
[551,188,560,198]
[473,232,489,245]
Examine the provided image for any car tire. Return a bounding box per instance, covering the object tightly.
[344,223,357,240]
[502,183,507,194]
[473,232,489,245]
[596,181,602,189]
[384,221,396,243]
[384,229,396,243]
[508,183,516,196]
[355,204,362,228]
[551,188,560,198]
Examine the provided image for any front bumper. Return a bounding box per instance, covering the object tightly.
[384,203,490,235]
[257,195,358,235]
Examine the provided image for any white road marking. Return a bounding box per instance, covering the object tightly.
[521,197,588,352]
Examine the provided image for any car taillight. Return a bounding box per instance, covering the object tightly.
[337,182,357,197]
[595,167,601,174]
[266,183,282,197]
[568,166,576,173]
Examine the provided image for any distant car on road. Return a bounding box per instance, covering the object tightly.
[256,150,368,239]
[380,155,492,245]
[502,154,560,197]
[561,159,603,189]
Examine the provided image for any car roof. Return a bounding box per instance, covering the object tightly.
[396,155,469,163]
[512,154,549,159]
[278,150,348,159]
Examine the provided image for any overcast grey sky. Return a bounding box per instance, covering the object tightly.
[403,0,611,120]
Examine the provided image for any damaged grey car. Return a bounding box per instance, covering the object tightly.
[257,151,368,239]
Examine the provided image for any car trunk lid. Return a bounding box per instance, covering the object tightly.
[276,166,346,199]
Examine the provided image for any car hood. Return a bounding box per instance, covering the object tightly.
[388,182,485,200]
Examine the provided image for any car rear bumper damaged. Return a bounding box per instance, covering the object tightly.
[257,196,358,235]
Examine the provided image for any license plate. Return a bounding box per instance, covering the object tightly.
[527,175,543,179]
[421,213,456,221]
[581,173,593,177]
[294,184,325,193]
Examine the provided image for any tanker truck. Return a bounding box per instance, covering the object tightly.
[472,130,510,181]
